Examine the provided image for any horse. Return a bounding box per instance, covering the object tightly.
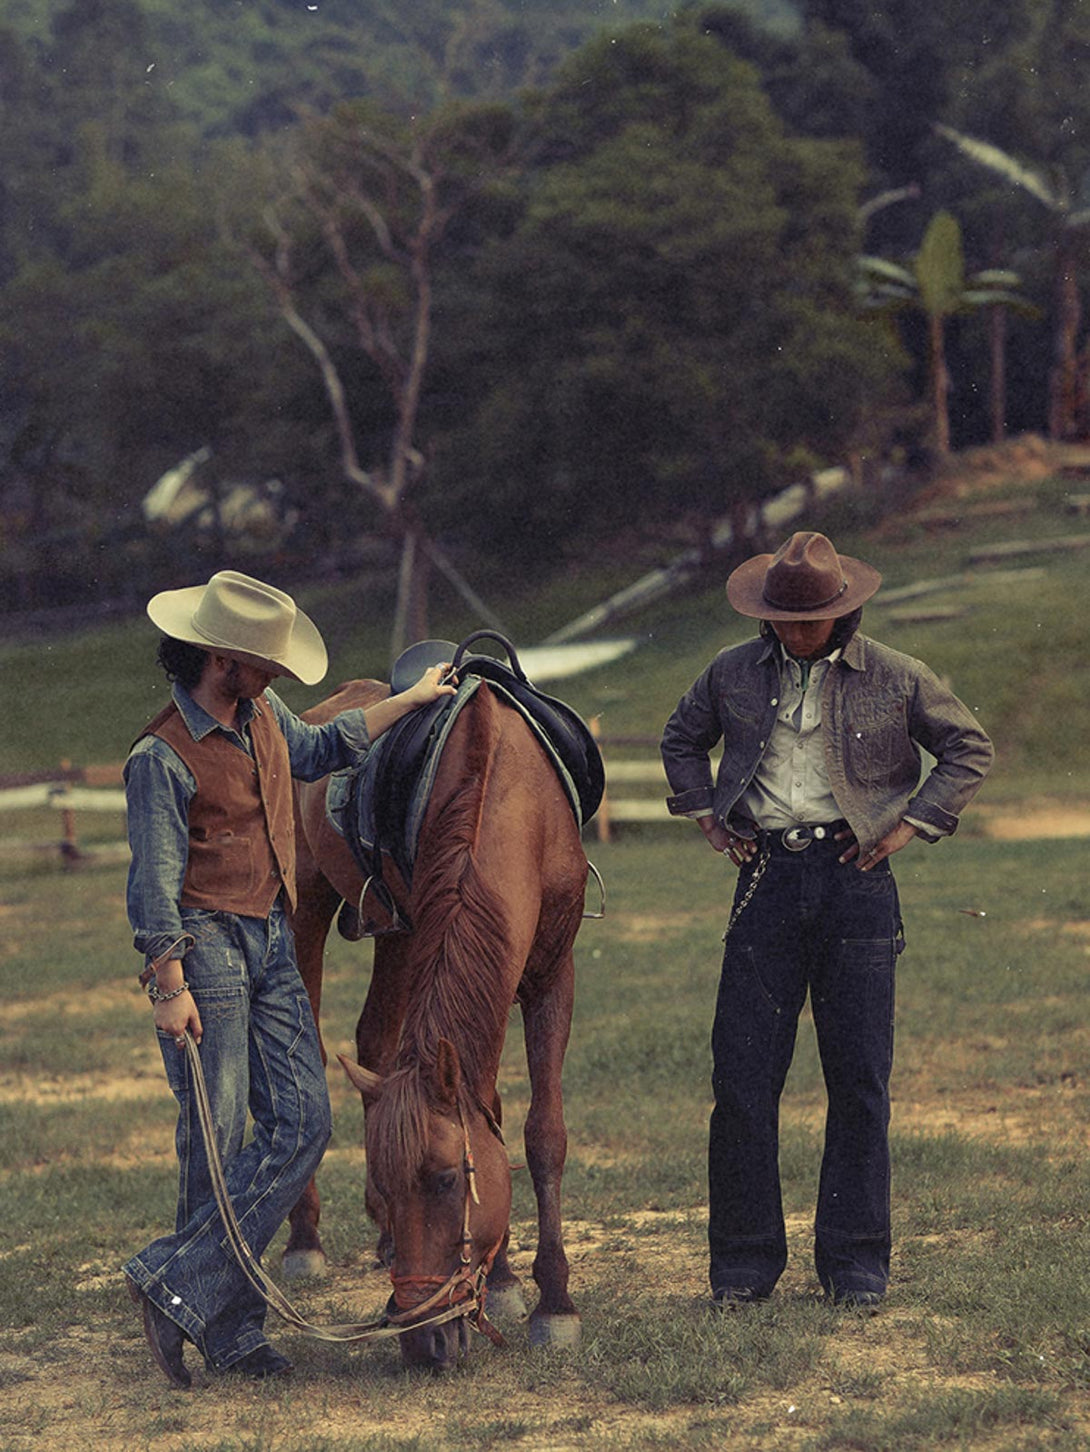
[283,667,592,1370]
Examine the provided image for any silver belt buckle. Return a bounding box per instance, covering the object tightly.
[781,825,814,851]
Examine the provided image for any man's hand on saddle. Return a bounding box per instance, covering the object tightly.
[367,664,459,741]
[837,819,917,871]
[401,664,458,708]
[697,814,759,866]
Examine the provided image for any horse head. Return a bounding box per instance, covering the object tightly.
[339,1039,511,1371]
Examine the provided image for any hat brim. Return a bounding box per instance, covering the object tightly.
[146,585,328,685]
[726,553,881,620]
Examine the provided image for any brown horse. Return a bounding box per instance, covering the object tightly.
[284,676,590,1369]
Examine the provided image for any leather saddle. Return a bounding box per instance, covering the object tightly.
[328,632,604,934]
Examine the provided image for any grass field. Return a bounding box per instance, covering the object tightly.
[2,457,1089,1448]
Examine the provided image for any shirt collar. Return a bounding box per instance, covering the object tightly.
[777,641,842,676]
[172,682,263,741]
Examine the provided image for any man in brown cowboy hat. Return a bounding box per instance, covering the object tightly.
[122,570,455,1387]
[661,531,993,1310]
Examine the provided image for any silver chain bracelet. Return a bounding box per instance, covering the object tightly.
[147,980,190,1004]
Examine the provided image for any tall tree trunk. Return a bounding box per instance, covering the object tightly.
[1050,240,1081,440]
[390,526,431,662]
[930,313,951,456]
[990,305,1007,444]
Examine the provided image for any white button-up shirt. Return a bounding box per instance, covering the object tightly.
[735,646,842,828]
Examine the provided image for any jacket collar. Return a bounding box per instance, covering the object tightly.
[841,633,867,671]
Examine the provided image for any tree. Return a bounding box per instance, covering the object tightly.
[238,99,520,653]
[857,210,1034,453]
[933,123,1090,441]
[795,0,1036,188]
[431,19,899,559]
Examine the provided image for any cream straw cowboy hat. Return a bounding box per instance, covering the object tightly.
[726,531,881,621]
[147,570,328,684]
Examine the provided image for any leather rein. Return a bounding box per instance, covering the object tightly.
[182,1031,505,1347]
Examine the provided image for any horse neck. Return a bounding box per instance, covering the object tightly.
[397,687,511,1100]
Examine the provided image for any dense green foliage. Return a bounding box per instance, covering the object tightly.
[3,0,1090,614]
[429,24,896,555]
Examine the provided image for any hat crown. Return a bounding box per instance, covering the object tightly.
[762,532,848,614]
[191,571,296,661]
[146,569,328,683]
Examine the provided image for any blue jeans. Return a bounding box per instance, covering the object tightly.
[709,833,901,1300]
[124,901,331,1368]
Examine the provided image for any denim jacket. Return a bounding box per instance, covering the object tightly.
[660,633,994,855]
[125,684,371,968]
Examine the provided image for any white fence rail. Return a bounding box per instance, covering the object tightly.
[0,765,127,863]
[589,722,721,843]
[0,736,695,863]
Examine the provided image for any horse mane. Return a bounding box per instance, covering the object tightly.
[366,688,516,1198]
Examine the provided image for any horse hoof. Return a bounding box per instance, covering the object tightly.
[528,1312,581,1350]
[485,1284,528,1323]
[282,1248,328,1280]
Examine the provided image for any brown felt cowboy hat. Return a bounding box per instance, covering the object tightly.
[146,570,328,684]
[726,531,881,620]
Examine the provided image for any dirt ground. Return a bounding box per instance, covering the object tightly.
[5,1088,1086,1452]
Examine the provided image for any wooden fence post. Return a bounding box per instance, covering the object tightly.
[589,716,612,845]
[58,759,80,864]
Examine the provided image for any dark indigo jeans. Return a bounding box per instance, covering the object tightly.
[709,833,900,1300]
[124,901,331,1368]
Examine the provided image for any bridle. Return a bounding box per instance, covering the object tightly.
[183,1032,506,1347]
[384,1101,506,1347]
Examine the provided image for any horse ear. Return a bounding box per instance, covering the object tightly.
[338,1053,383,1104]
[432,1038,461,1108]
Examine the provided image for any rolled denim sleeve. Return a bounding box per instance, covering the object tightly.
[264,690,372,781]
[661,665,722,815]
[124,738,196,967]
[905,664,995,837]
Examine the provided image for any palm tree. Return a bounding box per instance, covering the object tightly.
[934,122,1090,441]
[857,210,1034,454]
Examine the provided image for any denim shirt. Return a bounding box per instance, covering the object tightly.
[125,684,371,967]
[660,632,994,856]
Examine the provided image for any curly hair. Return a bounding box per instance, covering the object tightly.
[156,635,209,691]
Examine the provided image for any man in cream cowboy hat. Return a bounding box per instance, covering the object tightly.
[123,570,455,1387]
[661,532,993,1311]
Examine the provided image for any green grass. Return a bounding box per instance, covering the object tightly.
[3,833,1090,1446]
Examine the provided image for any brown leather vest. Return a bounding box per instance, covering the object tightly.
[140,697,297,917]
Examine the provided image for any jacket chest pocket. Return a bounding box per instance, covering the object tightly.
[845,701,907,786]
[722,686,766,728]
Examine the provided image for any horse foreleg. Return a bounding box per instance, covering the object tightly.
[521,956,580,1348]
[470,1089,526,1322]
[354,933,414,1076]
[284,862,341,1280]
